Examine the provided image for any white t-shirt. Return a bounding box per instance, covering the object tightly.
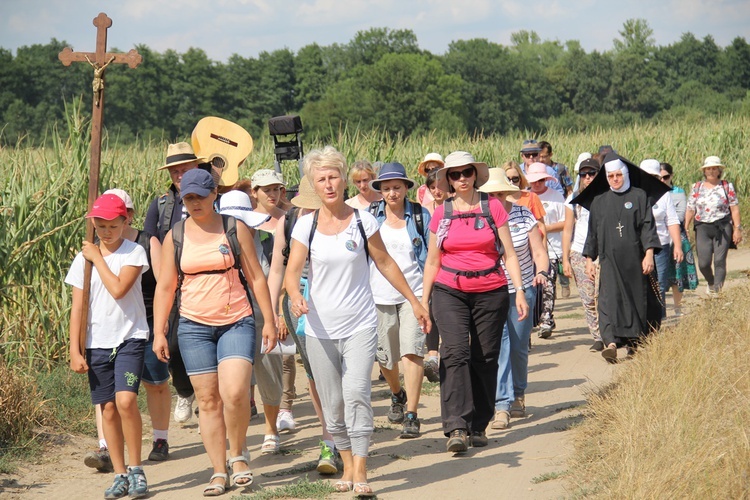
[537,188,566,260]
[291,210,379,340]
[64,239,150,349]
[651,191,679,246]
[369,223,423,305]
[565,193,591,255]
[500,204,538,294]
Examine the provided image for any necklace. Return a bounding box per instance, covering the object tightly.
[455,191,478,224]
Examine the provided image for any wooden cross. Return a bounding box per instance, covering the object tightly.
[58,12,142,354]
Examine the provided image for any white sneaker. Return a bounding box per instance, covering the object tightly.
[276,409,296,432]
[174,394,195,423]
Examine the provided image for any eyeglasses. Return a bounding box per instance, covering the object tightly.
[508,176,521,183]
[447,166,476,181]
[579,171,597,179]
[659,174,672,181]
[522,153,539,159]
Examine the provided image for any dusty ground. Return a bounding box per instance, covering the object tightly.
[3,249,748,499]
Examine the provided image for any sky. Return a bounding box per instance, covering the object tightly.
[1,0,749,61]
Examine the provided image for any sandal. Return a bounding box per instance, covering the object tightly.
[261,434,280,455]
[353,482,375,498]
[333,480,353,492]
[203,473,228,497]
[228,451,253,486]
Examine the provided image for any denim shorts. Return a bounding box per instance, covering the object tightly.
[142,319,170,385]
[178,315,256,376]
[87,338,146,405]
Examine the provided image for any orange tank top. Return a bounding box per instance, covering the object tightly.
[179,230,252,326]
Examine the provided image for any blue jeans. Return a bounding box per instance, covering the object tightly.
[495,286,537,411]
[178,315,256,376]
[654,244,671,317]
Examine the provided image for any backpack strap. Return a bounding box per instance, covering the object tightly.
[172,219,186,290]
[307,209,370,263]
[368,200,382,217]
[157,190,177,242]
[479,191,503,256]
[409,200,427,248]
[282,206,301,266]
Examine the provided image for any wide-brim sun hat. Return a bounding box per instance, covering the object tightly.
[218,190,271,228]
[418,152,444,176]
[525,162,553,183]
[370,162,415,192]
[478,168,520,194]
[159,142,206,170]
[291,175,323,210]
[701,155,724,170]
[436,151,489,192]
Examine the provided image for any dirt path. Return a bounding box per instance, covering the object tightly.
[3,249,748,499]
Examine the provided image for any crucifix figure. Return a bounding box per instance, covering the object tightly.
[58,12,142,353]
[616,221,624,237]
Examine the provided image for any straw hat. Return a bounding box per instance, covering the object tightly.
[159,142,205,170]
[417,152,444,176]
[478,168,520,194]
[701,156,724,170]
[436,151,489,192]
[292,176,322,210]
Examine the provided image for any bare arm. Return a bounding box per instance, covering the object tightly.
[150,236,162,280]
[236,222,278,353]
[68,286,88,373]
[420,231,441,311]
[562,206,575,278]
[731,205,743,245]
[498,224,529,321]
[529,224,550,286]
[285,239,308,316]
[684,208,695,233]
[669,223,684,263]
[82,241,142,299]
[267,216,288,325]
[152,232,178,362]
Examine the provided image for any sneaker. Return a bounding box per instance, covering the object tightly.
[673,307,684,317]
[127,466,148,499]
[104,474,129,499]
[423,357,440,383]
[400,412,421,439]
[561,285,571,299]
[446,429,468,453]
[538,323,553,339]
[148,439,169,461]
[490,410,510,430]
[316,441,339,475]
[387,389,407,424]
[84,446,114,473]
[174,394,194,423]
[590,340,604,352]
[510,395,526,418]
[470,430,488,447]
[276,410,296,432]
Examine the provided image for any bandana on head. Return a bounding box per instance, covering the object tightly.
[605,159,630,193]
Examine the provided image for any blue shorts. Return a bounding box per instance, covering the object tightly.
[87,338,146,405]
[178,315,256,376]
[142,333,170,385]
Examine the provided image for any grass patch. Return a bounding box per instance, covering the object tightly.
[568,283,750,498]
[260,461,318,478]
[238,476,336,499]
[35,363,97,436]
[556,313,584,320]
[531,470,566,483]
[421,380,440,396]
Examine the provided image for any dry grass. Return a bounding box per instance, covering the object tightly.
[567,285,750,498]
[0,358,49,447]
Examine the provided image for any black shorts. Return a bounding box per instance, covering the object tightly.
[87,338,146,405]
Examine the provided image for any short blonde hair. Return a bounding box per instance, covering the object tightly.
[303,146,348,185]
[503,160,529,190]
[348,160,376,184]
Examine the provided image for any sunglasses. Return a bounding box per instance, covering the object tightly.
[508,176,521,183]
[659,174,672,181]
[522,153,539,159]
[579,171,597,179]
[447,166,476,181]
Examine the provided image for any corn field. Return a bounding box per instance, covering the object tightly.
[2,109,750,369]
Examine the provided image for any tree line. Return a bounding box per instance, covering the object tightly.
[2,19,750,146]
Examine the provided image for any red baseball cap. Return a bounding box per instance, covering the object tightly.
[86,193,128,220]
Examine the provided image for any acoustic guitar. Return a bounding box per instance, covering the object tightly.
[191,117,254,187]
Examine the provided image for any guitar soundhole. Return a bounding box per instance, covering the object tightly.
[211,156,226,170]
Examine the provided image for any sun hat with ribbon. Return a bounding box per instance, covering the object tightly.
[435,151,489,192]
[417,152,444,176]
[369,162,415,192]
[218,190,271,228]
[159,142,205,170]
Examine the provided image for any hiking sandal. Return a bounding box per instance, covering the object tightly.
[353,482,375,498]
[228,451,253,486]
[333,480,353,492]
[203,473,228,497]
[261,434,280,455]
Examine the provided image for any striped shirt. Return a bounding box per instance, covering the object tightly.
[501,204,538,294]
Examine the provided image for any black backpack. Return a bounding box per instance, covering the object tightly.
[439,191,504,278]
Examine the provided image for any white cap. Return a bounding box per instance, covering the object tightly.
[103,188,134,210]
[639,158,661,176]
